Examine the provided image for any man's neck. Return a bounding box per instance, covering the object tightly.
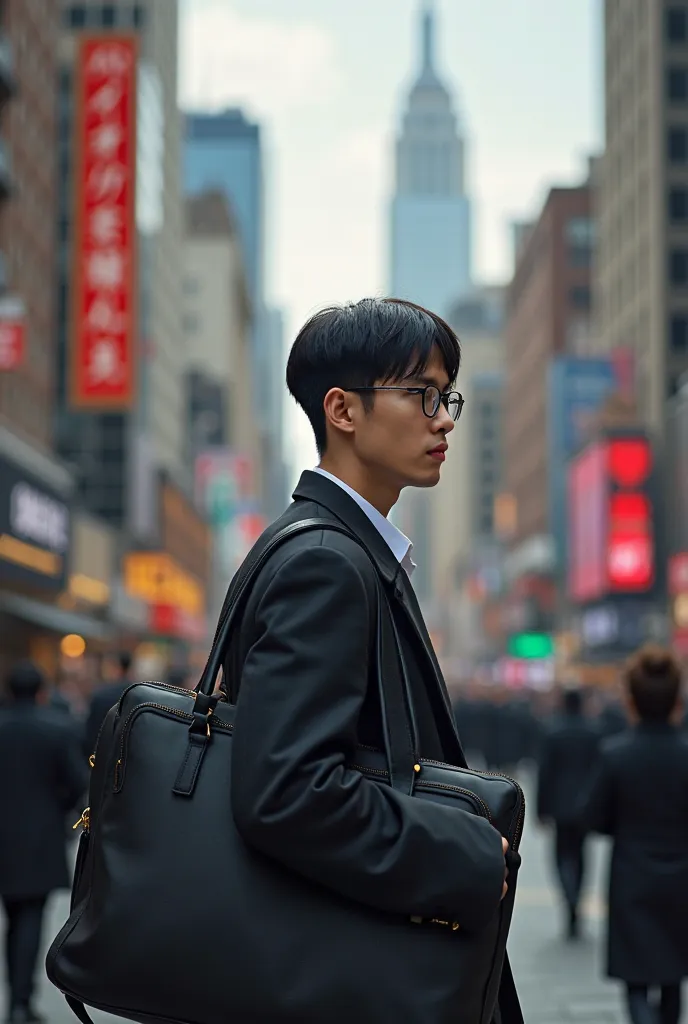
[317,459,399,517]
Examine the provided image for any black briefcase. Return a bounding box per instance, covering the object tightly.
[46,519,525,1024]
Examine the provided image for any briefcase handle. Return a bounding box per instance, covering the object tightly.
[195,518,418,795]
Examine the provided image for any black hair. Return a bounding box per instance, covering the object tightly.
[286,297,461,456]
[6,660,45,702]
[118,651,133,675]
[625,645,682,723]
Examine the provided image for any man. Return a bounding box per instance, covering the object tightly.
[223,298,520,1022]
[83,651,132,757]
[0,661,86,1023]
[537,687,600,939]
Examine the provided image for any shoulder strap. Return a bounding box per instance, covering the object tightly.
[196,517,417,795]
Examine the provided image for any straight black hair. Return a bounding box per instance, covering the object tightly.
[6,660,45,702]
[286,297,461,455]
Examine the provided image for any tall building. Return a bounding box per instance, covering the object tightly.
[56,0,186,532]
[390,1,471,316]
[184,109,288,520]
[504,182,595,550]
[594,1,688,433]
[183,190,258,479]
[0,0,59,451]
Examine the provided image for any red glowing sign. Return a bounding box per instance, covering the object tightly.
[568,435,655,601]
[71,35,137,409]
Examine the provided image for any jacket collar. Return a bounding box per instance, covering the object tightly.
[292,470,404,586]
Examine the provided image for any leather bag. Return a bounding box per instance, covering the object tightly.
[46,519,525,1024]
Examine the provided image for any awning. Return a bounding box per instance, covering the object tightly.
[0,590,114,640]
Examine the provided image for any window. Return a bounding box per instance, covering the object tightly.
[183,313,199,334]
[569,285,591,310]
[671,315,688,351]
[669,186,688,221]
[668,67,688,101]
[183,276,200,296]
[67,5,86,27]
[133,6,146,29]
[566,217,595,268]
[670,249,688,284]
[101,5,117,27]
[669,127,688,163]
[667,7,688,42]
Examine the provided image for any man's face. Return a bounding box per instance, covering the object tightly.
[352,346,456,492]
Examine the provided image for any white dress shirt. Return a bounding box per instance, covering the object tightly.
[312,467,416,577]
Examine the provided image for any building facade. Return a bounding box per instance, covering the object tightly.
[184,109,288,520]
[56,0,186,533]
[0,0,59,451]
[594,1,688,433]
[390,2,471,317]
[504,183,595,548]
[183,190,258,481]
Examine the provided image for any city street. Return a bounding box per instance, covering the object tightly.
[0,773,629,1024]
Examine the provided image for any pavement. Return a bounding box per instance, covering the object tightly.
[0,771,643,1023]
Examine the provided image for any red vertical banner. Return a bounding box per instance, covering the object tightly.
[71,35,137,409]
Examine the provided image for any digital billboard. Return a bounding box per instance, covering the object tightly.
[567,434,655,604]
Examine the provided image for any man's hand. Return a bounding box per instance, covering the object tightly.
[501,837,509,899]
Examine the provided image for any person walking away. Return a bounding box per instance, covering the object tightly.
[537,686,600,939]
[0,661,87,1023]
[83,651,132,757]
[581,646,688,1024]
[221,298,521,1022]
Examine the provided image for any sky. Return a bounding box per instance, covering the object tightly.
[179,0,604,464]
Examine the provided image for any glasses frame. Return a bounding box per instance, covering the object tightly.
[345,385,465,422]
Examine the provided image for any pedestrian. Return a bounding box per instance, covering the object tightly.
[537,686,600,939]
[0,661,87,1024]
[219,298,521,1022]
[82,650,132,757]
[581,645,688,1024]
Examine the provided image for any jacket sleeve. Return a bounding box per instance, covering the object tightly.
[231,544,506,931]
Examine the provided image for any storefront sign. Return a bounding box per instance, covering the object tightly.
[0,297,25,371]
[123,552,204,618]
[0,456,71,589]
[71,35,137,408]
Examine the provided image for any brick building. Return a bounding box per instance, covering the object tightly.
[503,182,595,547]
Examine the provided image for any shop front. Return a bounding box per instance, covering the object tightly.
[0,452,113,679]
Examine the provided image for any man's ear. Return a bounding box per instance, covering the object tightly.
[323,388,356,438]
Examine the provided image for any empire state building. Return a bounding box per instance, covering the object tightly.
[390,3,471,315]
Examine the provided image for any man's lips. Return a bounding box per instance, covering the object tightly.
[428,444,448,461]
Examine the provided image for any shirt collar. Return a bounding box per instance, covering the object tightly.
[312,468,416,577]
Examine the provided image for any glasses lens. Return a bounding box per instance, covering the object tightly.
[447,394,463,421]
[423,386,441,417]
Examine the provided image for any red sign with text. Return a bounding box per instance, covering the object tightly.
[71,35,137,408]
[0,321,24,371]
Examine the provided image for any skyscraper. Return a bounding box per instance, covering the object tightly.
[390,1,471,316]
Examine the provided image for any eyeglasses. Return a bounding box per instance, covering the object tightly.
[346,385,465,422]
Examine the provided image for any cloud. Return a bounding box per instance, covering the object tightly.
[179,0,341,119]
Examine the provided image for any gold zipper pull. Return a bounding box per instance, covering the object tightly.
[72,807,90,832]
[88,754,95,768]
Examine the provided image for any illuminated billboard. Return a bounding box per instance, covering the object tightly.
[567,434,655,603]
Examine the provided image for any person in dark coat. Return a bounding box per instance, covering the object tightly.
[0,661,87,1023]
[83,650,132,757]
[220,299,521,1022]
[581,646,688,1024]
[537,687,600,939]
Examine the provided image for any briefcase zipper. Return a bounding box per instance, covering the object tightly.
[72,807,90,833]
[115,701,233,791]
[351,763,493,823]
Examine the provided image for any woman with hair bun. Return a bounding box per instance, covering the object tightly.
[582,645,688,1024]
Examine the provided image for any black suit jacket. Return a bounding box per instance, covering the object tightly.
[537,711,601,824]
[222,471,508,943]
[0,703,87,898]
